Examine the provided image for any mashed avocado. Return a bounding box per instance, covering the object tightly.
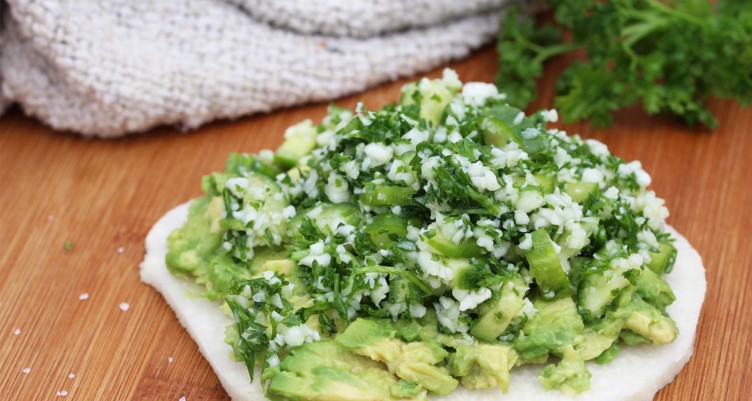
[166,70,681,400]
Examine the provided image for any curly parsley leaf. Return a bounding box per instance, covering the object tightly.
[497,0,752,128]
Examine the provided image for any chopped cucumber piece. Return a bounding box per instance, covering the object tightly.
[471,277,528,342]
[401,79,455,126]
[565,181,599,202]
[274,120,318,168]
[365,213,410,247]
[524,229,570,294]
[290,203,363,234]
[422,231,483,259]
[360,183,414,207]
[646,241,677,274]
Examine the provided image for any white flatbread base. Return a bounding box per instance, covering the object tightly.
[141,202,706,401]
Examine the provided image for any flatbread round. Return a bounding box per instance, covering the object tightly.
[141,202,706,401]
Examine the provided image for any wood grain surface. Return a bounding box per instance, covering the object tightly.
[1,46,750,401]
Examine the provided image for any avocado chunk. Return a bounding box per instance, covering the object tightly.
[524,229,570,295]
[635,268,676,310]
[274,120,318,168]
[336,319,458,395]
[539,346,591,396]
[166,196,225,276]
[451,344,517,391]
[266,340,425,401]
[613,294,678,345]
[574,316,623,361]
[514,298,585,362]
[471,277,528,342]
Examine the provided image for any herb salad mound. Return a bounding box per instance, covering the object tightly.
[165,70,680,400]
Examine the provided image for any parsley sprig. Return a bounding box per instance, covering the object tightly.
[497,0,752,128]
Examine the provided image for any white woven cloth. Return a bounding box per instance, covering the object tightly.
[0,0,511,137]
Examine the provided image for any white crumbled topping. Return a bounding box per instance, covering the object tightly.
[282,205,296,220]
[513,111,525,125]
[119,302,130,312]
[637,230,659,248]
[435,297,468,333]
[364,143,394,167]
[518,233,533,250]
[417,251,454,283]
[461,82,499,107]
[564,221,588,251]
[585,139,610,158]
[409,303,427,318]
[274,323,321,348]
[299,240,332,267]
[224,177,250,197]
[541,109,559,123]
[266,353,280,368]
[368,276,390,305]
[619,161,652,187]
[518,298,537,319]
[447,131,463,143]
[452,287,492,311]
[634,191,669,230]
[324,174,351,203]
[516,190,544,213]
[582,168,603,183]
[440,68,463,91]
[466,161,500,192]
[604,186,620,199]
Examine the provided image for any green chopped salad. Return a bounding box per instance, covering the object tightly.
[166,70,679,400]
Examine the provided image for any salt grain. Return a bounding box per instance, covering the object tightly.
[14,328,21,336]
[79,293,89,301]
[68,373,76,379]
[56,390,68,397]
[119,302,130,312]
[168,357,174,363]
[117,247,125,254]
[22,368,31,374]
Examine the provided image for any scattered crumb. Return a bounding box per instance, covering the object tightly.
[14,328,21,336]
[119,303,130,312]
[68,373,76,379]
[79,293,90,301]
[22,368,31,374]
[168,357,174,364]
[63,241,73,252]
[56,390,68,397]
[117,246,125,254]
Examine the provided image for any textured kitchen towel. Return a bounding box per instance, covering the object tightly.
[0,0,511,137]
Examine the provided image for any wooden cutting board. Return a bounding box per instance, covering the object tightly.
[0,47,749,401]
